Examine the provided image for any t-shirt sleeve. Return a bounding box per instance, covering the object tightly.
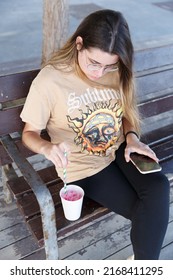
[20,81,51,130]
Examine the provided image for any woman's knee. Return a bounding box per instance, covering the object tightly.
[151,172,170,195]
[147,172,170,213]
[138,172,170,207]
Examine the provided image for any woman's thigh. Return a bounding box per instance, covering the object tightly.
[73,160,138,220]
[115,142,170,199]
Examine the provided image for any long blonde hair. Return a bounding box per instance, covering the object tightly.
[44,9,141,133]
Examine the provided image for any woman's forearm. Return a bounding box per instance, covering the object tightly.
[123,118,139,143]
[22,130,52,155]
[22,127,70,168]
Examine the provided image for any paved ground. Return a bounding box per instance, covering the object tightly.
[0,0,173,71]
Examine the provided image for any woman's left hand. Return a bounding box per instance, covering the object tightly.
[124,138,159,163]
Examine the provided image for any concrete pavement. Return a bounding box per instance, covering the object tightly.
[0,0,173,73]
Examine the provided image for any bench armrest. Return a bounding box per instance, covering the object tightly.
[0,134,59,260]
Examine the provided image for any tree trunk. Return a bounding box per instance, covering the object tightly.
[42,0,69,65]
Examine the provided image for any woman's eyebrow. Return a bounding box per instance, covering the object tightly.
[88,58,100,64]
[89,57,118,66]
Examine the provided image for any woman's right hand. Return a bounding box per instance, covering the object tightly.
[40,141,70,168]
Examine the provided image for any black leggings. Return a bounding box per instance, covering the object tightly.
[73,142,170,260]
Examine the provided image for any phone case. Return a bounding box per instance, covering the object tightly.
[130,153,162,174]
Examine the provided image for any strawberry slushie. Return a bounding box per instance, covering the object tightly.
[60,184,84,221]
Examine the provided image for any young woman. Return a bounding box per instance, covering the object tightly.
[20,10,170,259]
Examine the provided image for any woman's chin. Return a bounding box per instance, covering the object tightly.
[87,75,100,81]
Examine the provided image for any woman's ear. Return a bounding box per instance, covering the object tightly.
[76,36,83,50]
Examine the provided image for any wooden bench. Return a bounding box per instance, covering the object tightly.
[0,43,173,260]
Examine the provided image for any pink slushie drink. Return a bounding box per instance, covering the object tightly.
[60,184,84,221]
[61,189,82,201]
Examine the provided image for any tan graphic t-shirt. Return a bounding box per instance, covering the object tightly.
[20,65,125,182]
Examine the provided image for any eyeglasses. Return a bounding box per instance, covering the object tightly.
[84,49,119,73]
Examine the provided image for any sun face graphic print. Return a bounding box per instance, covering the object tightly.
[67,100,123,156]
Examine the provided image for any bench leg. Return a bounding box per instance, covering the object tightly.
[1,164,15,204]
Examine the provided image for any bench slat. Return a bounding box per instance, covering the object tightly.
[7,165,60,197]
[0,92,172,138]
[0,107,24,135]
[143,124,173,145]
[134,44,173,72]
[152,139,173,162]
[0,130,50,165]
[17,187,63,219]
[139,94,173,118]
[136,69,173,96]
[0,70,39,103]
[27,197,109,246]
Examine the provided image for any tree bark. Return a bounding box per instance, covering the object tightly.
[42,0,69,65]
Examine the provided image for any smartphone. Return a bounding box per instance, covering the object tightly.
[130,153,162,174]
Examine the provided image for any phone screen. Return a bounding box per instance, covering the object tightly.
[130,153,162,174]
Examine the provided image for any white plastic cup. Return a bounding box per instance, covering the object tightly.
[59,184,84,221]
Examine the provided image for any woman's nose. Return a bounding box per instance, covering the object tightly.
[95,68,104,77]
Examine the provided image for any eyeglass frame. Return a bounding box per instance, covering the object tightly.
[84,49,119,73]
